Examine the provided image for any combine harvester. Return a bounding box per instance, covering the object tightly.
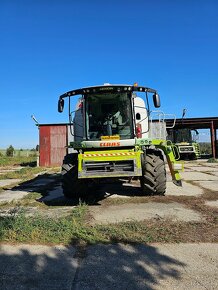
[58,83,183,198]
[167,128,201,160]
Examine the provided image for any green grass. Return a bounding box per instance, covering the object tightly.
[207,157,218,163]
[0,204,97,244]
[0,166,47,181]
[0,204,217,245]
[0,156,37,167]
[0,206,170,244]
[0,167,44,179]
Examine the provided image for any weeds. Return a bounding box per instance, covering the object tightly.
[0,203,217,245]
[207,158,218,163]
[0,204,89,244]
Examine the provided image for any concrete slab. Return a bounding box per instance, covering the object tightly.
[89,202,202,224]
[1,243,217,290]
[107,193,131,199]
[0,190,29,203]
[181,171,218,181]
[0,244,76,290]
[202,163,218,168]
[0,179,21,187]
[103,178,203,198]
[208,171,218,177]
[166,180,203,196]
[205,200,218,208]
[197,181,218,192]
[189,166,218,172]
[184,163,202,167]
[0,177,60,204]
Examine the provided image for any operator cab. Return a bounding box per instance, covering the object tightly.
[86,91,133,140]
[58,84,160,145]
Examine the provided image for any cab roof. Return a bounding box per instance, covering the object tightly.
[59,84,157,99]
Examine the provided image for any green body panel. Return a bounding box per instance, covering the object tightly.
[78,149,142,178]
[175,141,201,159]
[193,142,201,158]
[151,139,183,185]
[75,139,182,185]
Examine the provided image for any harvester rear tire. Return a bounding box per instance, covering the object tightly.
[61,153,86,198]
[140,152,166,196]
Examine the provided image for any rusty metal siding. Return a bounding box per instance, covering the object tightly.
[50,126,67,166]
[39,126,51,167]
[39,125,67,167]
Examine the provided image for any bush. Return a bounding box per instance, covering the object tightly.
[6,145,14,157]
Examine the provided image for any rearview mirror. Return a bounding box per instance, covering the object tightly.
[58,99,64,113]
[153,93,160,108]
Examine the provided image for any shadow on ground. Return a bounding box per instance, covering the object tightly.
[20,160,37,167]
[0,242,186,290]
[2,172,61,196]
[40,179,147,207]
[3,173,147,207]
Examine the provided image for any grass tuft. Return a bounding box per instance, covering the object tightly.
[207,157,218,163]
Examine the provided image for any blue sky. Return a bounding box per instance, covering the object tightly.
[0,0,217,148]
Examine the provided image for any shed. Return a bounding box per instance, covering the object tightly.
[166,117,218,158]
[38,123,74,167]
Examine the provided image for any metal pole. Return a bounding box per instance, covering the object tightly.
[210,121,216,159]
[215,127,217,158]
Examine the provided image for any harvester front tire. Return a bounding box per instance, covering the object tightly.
[140,152,166,196]
[61,154,86,198]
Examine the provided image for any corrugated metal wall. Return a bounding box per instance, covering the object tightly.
[39,125,68,167]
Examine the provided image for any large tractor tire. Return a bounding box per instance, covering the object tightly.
[61,153,87,198]
[140,152,166,196]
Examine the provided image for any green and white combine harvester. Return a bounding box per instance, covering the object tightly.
[167,128,201,160]
[58,83,183,198]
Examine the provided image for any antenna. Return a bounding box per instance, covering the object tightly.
[31,115,39,125]
[182,108,186,119]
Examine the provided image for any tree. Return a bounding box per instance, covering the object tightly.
[6,145,15,157]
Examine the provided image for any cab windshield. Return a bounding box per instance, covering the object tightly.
[85,92,134,140]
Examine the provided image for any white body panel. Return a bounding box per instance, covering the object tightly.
[82,139,136,148]
[133,97,149,139]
